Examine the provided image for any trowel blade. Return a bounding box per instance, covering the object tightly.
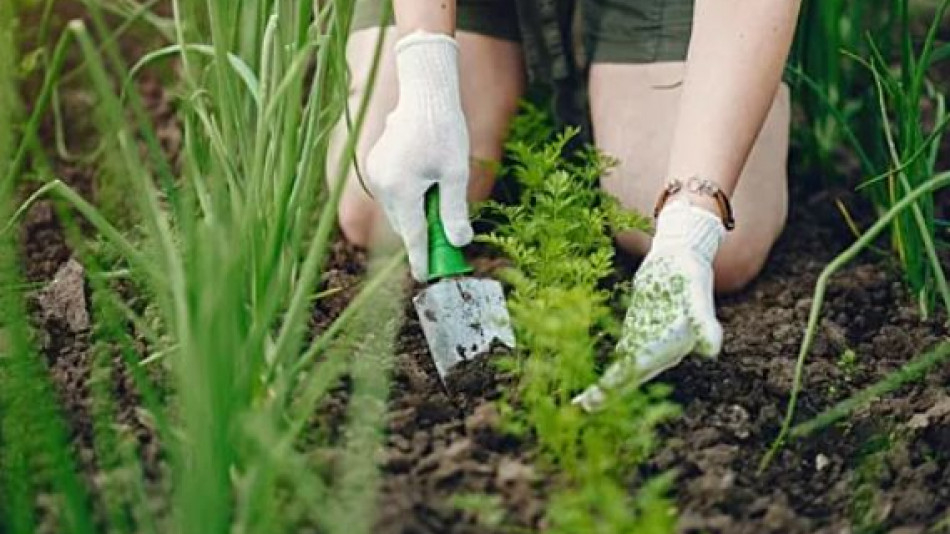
[412,277,515,383]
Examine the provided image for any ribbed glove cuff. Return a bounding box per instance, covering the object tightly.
[651,199,725,263]
[394,31,461,115]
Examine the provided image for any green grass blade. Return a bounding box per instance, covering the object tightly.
[790,341,950,439]
[126,43,262,105]
[762,170,950,472]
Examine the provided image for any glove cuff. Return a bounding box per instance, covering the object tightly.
[394,31,462,115]
[651,199,725,263]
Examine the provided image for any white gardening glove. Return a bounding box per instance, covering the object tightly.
[573,199,725,410]
[366,31,473,282]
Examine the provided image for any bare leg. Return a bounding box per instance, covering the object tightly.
[591,62,791,293]
[328,28,525,247]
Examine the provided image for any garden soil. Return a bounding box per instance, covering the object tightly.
[19,58,950,534]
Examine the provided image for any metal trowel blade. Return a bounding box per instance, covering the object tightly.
[412,277,515,384]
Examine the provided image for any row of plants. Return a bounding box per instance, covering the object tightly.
[791,0,950,316]
[768,0,950,467]
[479,104,680,532]
[2,1,404,533]
[477,3,950,522]
[2,0,949,532]
[478,6,950,516]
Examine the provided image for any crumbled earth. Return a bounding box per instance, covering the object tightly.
[313,251,544,533]
[17,16,950,533]
[305,179,950,534]
[23,116,950,534]
[17,71,175,493]
[655,188,950,534]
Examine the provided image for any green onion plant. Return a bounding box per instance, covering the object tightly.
[2,1,403,533]
[765,0,950,468]
[791,0,950,315]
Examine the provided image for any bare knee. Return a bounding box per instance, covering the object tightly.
[336,188,393,249]
[713,235,773,294]
[337,202,373,248]
[458,33,525,198]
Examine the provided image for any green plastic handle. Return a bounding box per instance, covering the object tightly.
[425,186,473,281]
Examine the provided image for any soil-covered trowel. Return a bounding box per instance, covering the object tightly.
[413,187,515,386]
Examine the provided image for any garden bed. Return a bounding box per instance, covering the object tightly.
[20,72,950,534]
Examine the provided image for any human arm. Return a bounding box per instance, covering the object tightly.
[575,1,802,409]
[667,0,801,206]
[393,0,456,35]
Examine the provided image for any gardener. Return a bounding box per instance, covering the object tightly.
[329,0,801,406]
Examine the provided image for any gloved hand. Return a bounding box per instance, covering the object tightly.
[366,31,473,282]
[573,199,725,411]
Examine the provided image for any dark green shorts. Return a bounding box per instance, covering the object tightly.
[351,0,694,64]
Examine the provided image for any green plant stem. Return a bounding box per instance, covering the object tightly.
[125,44,262,104]
[785,63,876,175]
[326,259,403,534]
[855,111,950,191]
[5,1,388,532]
[790,341,950,439]
[1,179,160,285]
[5,29,71,186]
[280,251,405,407]
[267,11,386,370]
[867,51,950,314]
[1,17,94,528]
[761,170,950,472]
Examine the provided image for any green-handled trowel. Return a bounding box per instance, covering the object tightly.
[412,187,515,386]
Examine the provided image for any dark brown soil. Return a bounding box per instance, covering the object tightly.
[16,13,950,533]
[23,121,950,534]
[303,178,950,534]
[657,188,950,534]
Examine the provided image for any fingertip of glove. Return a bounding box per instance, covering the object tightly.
[571,386,605,413]
[696,339,722,359]
[410,265,428,284]
[695,322,723,359]
[444,223,474,248]
[404,243,429,283]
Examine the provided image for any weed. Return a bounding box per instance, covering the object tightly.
[850,434,892,534]
[763,170,950,469]
[790,340,950,440]
[838,348,860,378]
[790,0,892,173]
[760,0,950,460]
[450,493,506,529]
